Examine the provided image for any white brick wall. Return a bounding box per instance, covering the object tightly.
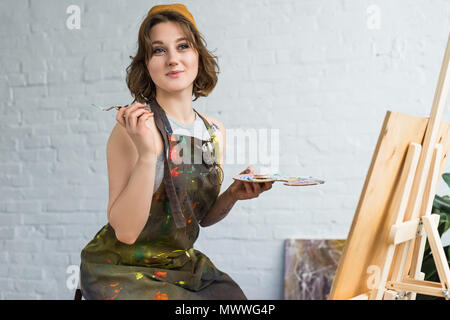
[1,0,450,300]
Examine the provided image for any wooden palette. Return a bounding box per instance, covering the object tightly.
[233,174,325,186]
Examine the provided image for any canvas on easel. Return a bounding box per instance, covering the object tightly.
[329,33,450,300]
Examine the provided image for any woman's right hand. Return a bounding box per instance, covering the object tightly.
[116,102,160,158]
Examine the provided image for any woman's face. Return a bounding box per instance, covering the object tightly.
[147,21,199,96]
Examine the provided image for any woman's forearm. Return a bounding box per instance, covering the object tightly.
[108,155,157,244]
[200,188,237,227]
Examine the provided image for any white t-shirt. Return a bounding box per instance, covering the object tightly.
[152,112,212,194]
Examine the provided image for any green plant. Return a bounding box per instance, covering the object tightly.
[416,173,450,300]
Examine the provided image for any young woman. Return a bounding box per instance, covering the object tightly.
[77,3,274,300]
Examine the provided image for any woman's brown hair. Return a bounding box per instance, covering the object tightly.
[126,11,220,103]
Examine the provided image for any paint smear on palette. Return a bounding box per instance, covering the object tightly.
[233,174,276,183]
[136,272,144,280]
[233,173,325,186]
[283,178,325,186]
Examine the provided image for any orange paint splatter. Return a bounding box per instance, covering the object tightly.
[107,258,111,263]
[170,167,180,177]
[192,201,198,209]
[106,285,122,300]
[156,292,168,300]
[154,271,167,278]
[182,193,186,199]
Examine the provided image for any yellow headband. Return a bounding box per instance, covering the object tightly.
[147,3,199,32]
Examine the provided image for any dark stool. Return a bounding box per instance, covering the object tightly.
[74,288,83,300]
[74,276,83,300]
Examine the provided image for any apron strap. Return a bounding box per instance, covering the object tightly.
[193,109,221,167]
[149,99,186,229]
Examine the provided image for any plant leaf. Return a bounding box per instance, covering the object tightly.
[443,173,450,188]
[433,195,450,211]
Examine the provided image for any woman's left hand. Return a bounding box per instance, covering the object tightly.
[228,166,274,201]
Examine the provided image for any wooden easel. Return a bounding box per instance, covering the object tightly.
[329,33,450,300]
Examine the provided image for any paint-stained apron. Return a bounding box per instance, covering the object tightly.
[78,98,247,300]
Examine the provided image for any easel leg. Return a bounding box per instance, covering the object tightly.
[422,215,450,296]
[391,241,412,282]
[408,144,442,299]
[390,143,424,283]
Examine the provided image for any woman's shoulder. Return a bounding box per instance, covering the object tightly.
[197,112,225,133]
